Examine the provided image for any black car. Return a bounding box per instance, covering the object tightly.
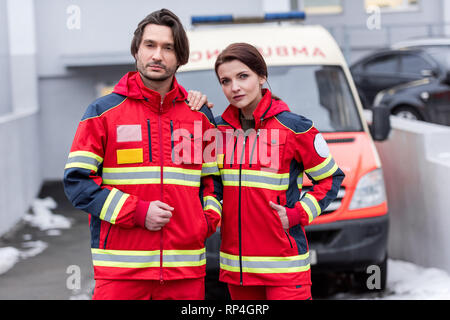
[350,41,450,124]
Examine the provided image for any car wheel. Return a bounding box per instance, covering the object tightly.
[392,106,423,121]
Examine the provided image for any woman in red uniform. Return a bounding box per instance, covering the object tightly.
[214,43,345,300]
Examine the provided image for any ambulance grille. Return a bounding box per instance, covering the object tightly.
[300,187,345,215]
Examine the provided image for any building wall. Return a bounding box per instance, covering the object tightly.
[0,0,12,115]
[0,0,42,237]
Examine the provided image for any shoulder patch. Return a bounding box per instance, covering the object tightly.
[275,111,313,134]
[81,93,127,121]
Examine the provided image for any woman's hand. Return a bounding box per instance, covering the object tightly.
[269,201,289,230]
[187,90,214,110]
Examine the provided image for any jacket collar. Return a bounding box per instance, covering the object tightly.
[221,89,290,129]
[113,71,187,113]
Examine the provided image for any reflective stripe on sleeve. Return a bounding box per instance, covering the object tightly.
[203,196,222,217]
[65,151,103,172]
[305,154,338,181]
[99,188,129,224]
[201,162,220,176]
[300,193,321,223]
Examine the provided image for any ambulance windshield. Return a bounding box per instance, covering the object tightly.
[177,65,363,132]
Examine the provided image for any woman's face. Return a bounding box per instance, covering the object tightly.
[217,59,266,116]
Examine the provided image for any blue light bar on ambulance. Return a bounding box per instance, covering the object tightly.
[191,11,306,25]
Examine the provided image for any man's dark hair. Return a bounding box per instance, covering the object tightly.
[131,8,189,66]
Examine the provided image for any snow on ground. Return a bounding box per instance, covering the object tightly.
[0,197,70,276]
[23,197,72,231]
[332,259,450,300]
[383,259,450,299]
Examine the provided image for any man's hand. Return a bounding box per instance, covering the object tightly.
[269,201,289,230]
[187,90,214,110]
[145,200,174,231]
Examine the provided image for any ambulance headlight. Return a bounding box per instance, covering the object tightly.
[349,168,386,210]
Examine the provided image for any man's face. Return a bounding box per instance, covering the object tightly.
[135,24,178,82]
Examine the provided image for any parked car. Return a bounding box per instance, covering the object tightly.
[351,38,450,124]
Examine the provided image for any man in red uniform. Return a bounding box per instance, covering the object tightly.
[63,9,222,300]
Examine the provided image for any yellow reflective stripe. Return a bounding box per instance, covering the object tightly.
[110,193,129,224]
[201,162,220,176]
[69,151,103,163]
[65,151,103,172]
[203,196,222,217]
[220,169,289,191]
[220,252,310,273]
[99,189,129,224]
[91,248,206,268]
[301,193,321,223]
[300,201,314,224]
[65,162,98,172]
[305,154,338,180]
[101,166,202,187]
[100,189,117,221]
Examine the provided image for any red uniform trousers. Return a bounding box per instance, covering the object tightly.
[92,278,205,300]
[227,284,312,300]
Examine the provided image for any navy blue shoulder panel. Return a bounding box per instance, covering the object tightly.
[198,104,217,126]
[215,116,229,127]
[81,93,127,121]
[275,111,313,134]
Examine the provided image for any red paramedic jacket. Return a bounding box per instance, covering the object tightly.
[215,89,345,286]
[63,72,222,281]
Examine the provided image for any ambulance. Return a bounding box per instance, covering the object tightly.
[177,13,391,295]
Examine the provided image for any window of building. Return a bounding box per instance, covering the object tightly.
[364,0,419,12]
[303,0,343,15]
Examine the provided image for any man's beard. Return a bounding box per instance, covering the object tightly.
[137,61,176,82]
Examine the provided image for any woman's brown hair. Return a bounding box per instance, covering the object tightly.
[215,42,279,99]
[130,8,189,67]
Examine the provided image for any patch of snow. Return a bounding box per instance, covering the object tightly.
[0,247,21,275]
[20,241,48,259]
[23,197,72,231]
[382,259,450,299]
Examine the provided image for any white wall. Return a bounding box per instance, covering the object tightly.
[374,116,450,273]
[0,0,42,237]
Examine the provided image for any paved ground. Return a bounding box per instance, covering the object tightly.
[0,181,229,300]
[0,182,94,300]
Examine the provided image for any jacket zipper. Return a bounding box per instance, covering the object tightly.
[147,119,152,162]
[238,135,248,285]
[103,224,112,249]
[249,129,260,168]
[158,101,164,284]
[170,120,174,162]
